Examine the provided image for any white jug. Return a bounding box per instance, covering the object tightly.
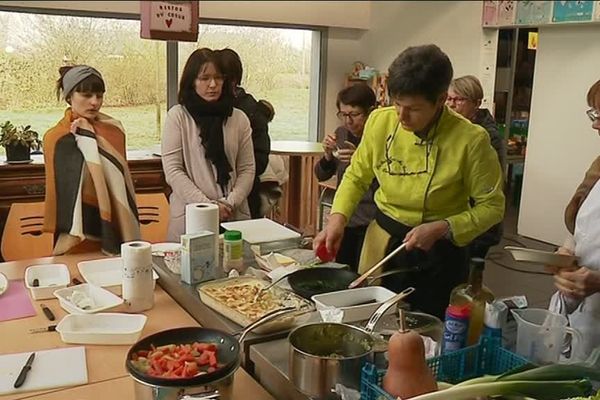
[511,308,582,364]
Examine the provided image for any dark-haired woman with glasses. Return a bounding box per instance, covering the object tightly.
[546,79,600,357]
[161,48,255,242]
[314,45,505,319]
[314,84,378,269]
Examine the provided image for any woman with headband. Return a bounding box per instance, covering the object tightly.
[43,65,140,255]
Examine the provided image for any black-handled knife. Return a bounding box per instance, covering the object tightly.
[13,352,35,388]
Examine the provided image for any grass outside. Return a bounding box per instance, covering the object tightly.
[0,87,310,154]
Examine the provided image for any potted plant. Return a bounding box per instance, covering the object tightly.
[0,121,42,163]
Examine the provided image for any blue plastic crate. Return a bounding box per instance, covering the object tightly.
[360,337,529,400]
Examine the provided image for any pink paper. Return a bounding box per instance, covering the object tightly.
[0,280,36,322]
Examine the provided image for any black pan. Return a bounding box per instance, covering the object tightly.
[287,267,412,300]
[125,327,240,387]
[287,267,360,299]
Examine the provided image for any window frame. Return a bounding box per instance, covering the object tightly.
[0,5,325,144]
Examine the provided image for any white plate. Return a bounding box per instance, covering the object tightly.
[56,313,147,345]
[0,273,8,296]
[151,242,180,256]
[54,283,124,314]
[504,246,579,268]
[77,257,158,295]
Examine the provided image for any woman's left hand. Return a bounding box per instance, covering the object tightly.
[70,117,94,134]
[403,220,448,251]
[554,266,600,299]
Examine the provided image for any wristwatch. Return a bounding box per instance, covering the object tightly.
[443,219,453,240]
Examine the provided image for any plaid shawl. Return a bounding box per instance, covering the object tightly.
[43,109,140,255]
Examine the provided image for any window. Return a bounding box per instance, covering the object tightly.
[179,25,318,141]
[0,9,321,154]
[0,11,166,152]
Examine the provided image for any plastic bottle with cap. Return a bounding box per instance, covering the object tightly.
[223,230,244,273]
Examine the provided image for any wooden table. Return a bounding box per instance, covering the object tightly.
[270,141,324,235]
[0,253,274,400]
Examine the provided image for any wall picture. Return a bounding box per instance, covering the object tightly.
[516,1,552,24]
[497,1,517,26]
[552,0,594,22]
[482,0,499,26]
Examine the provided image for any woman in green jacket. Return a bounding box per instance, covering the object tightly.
[313,45,505,319]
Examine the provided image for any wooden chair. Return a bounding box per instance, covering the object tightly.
[1,202,54,261]
[136,193,169,243]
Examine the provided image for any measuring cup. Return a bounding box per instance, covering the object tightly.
[511,308,582,364]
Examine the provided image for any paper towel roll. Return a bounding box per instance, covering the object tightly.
[122,241,154,312]
[185,203,219,258]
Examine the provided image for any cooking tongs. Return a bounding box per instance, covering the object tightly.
[348,243,407,289]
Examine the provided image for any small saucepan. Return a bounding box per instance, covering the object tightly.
[288,287,415,399]
[126,307,296,400]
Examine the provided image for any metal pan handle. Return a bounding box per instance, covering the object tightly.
[363,287,415,333]
[235,306,298,343]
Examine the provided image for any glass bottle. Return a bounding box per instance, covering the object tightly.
[448,257,495,346]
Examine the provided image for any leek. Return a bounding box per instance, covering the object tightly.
[407,362,600,400]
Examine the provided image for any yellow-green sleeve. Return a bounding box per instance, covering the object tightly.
[446,133,505,246]
[330,115,377,222]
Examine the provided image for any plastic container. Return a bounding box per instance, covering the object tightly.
[360,337,529,400]
[312,286,396,323]
[25,264,70,300]
[511,308,583,364]
[53,283,124,314]
[223,230,244,273]
[77,257,158,295]
[55,313,147,345]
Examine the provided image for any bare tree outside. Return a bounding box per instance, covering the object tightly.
[0,11,313,154]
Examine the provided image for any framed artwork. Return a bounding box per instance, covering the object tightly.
[594,1,600,20]
[552,1,594,22]
[497,1,517,25]
[140,1,199,42]
[482,0,499,26]
[516,1,552,24]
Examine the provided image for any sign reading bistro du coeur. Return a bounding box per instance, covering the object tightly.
[140,1,199,42]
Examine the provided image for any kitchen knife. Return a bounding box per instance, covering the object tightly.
[13,352,35,388]
[29,325,56,334]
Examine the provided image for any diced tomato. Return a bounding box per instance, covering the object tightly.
[137,350,149,357]
[197,351,211,366]
[208,352,217,367]
[184,361,199,377]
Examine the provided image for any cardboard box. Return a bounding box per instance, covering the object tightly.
[180,231,216,285]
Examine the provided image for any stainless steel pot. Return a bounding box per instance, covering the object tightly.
[289,287,414,399]
[127,307,298,400]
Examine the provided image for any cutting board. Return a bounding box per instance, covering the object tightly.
[220,218,301,244]
[0,346,88,395]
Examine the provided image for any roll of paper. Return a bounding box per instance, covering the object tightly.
[185,203,219,260]
[122,241,154,312]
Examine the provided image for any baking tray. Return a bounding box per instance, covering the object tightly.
[197,276,312,334]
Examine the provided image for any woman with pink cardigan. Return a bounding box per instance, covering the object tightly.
[161,48,255,242]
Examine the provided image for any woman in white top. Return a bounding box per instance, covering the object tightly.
[547,79,600,357]
[162,48,255,241]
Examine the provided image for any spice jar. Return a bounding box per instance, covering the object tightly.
[223,230,244,273]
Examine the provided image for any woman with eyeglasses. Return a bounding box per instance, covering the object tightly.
[314,84,378,269]
[313,45,504,319]
[546,79,600,357]
[447,75,506,258]
[162,48,255,241]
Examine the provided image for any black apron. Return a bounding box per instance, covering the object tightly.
[375,210,470,320]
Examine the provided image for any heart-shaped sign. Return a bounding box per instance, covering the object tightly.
[165,18,173,28]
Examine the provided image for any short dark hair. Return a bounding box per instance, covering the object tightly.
[56,65,105,102]
[336,84,377,113]
[387,44,453,103]
[178,47,233,104]
[219,48,243,86]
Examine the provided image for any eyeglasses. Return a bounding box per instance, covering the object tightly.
[446,96,468,104]
[377,121,433,176]
[337,111,364,121]
[586,108,600,122]
[196,74,225,84]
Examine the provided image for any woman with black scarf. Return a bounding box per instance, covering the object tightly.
[162,48,255,242]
